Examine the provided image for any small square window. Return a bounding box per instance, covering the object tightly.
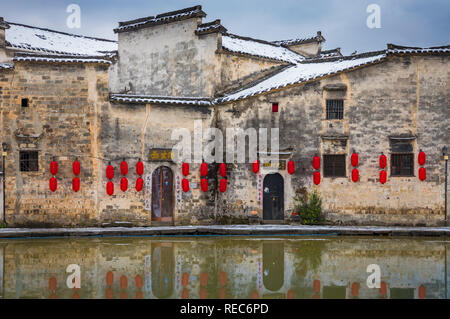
[326,99,343,119]
[272,103,279,113]
[19,151,39,172]
[391,153,414,176]
[21,98,29,107]
[324,154,346,177]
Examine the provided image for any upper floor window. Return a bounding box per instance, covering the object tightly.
[19,151,39,172]
[391,153,414,176]
[326,99,344,120]
[323,154,346,177]
[21,98,29,107]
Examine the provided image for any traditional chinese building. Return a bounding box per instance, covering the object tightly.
[0,5,448,227]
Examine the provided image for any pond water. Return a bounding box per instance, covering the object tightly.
[0,235,448,299]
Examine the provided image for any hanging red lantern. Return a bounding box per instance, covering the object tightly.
[379,154,387,169]
[313,156,320,170]
[72,161,80,176]
[352,169,359,182]
[120,177,128,192]
[419,167,426,181]
[50,161,58,175]
[49,177,57,192]
[313,280,321,293]
[136,161,144,176]
[351,283,359,297]
[313,171,321,185]
[135,177,144,192]
[380,170,387,184]
[219,163,227,177]
[252,160,260,173]
[120,161,128,175]
[418,285,426,299]
[418,151,426,166]
[201,178,208,192]
[106,181,114,196]
[182,179,190,192]
[106,165,114,180]
[182,163,189,176]
[379,282,387,296]
[219,179,227,192]
[351,153,359,167]
[72,177,80,192]
[200,163,208,176]
[287,161,295,174]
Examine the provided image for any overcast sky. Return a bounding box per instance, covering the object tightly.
[1,0,449,55]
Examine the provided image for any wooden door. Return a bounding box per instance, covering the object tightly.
[263,173,284,220]
[151,166,174,222]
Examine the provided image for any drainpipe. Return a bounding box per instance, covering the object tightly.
[443,146,448,226]
[1,142,6,226]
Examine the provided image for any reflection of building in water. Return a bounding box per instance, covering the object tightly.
[0,245,3,299]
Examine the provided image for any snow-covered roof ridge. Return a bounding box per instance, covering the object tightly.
[196,19,227,35]
[0,63,14,70]
[221,33,306,64]
[316,48,342,59]
[272,31,325,47]
[110,93,212,106]
[114,5,206,33]
[5,21,117,56]
[13,52,112,65]
[387,43,450,54]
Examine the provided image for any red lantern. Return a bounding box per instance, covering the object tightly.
[351,283,359,297]
[120,161,128,175]
[287,290,295,299]
[135,177,144,192]
[219,163,227,177]
[351,153,359,167]
[252,160,260,174]
[49,177,57,192]
[219,179,227,193]
[72,177,80,192]
[379,155,387,169]
[120,177,128,192]
[418,285,426,299]
[418,152,426,166]
[313,280,321,293]
[419,167,426,181]
[182,163,189,176]
[313,156,320,170]
[313,171,321,185]
[201,178,208,192]
[352,169,359,182]
[72,161,80,176]
[287,161,295,174]
[50,161,58,175]
[380,170,387,184]
[272,103,278,113]
[379,282,387,296]
[106,181,114,196]
[182,179,189,192]
[106,165,114,180]
[200,163,208,176]
[136,161,144,176]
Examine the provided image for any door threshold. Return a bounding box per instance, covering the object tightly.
[262,220,286,224]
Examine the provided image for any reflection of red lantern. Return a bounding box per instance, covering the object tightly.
[352,169,359,182]
[135,275,143,289]
[182,288,189,299]
[50,161,58,175]
[135,177,144,192]
[201,178,208,192]
[181,273,189,287]
[106,165,114,180]
[136,161,144,176]
[200,288,208,299]
[200,163,208,176]
[219,163,227,177]
[200,273,208,287]
[219,272,227,286]
[251,291,259,299]
[219,179,227,193]
[72,161,80,175]
[106,271,114,286]
[219,287,226,299]
[120,161,128,175]
[313,171,321,185]
[419,167,426,181]
[287,161,295,174]
[313,280,321,293]
[49,277,57,291]
[106,288,114,299]
[351,153,359,167]
[120,177,128,192]
[379,155,387,169]
[418,285,426,299]
[379,282,387,295]
[287,290,295,299]
[313,156,320,170]
[351,282,359,297]
[120,276,128,289]
[380,170,387,184]
[182,179,189,192]
[106,181,114,195]
[72,177,80,192]
[252,160,260,173]
[418,152,426,166]
[49,177,57,192]
[182,163,189,176]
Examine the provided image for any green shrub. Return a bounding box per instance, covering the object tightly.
[294,189,323,225]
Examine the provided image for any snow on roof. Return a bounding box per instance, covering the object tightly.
[221,34,305,64]
[5,22,117,56]
[110,94,212,106]
[0,63,14,70]
[196,20,227,35]
[217,53,387,103]
[317,48,342,59]
[387,44,450,54]
[13,53,111,64]
[272,31,325,47]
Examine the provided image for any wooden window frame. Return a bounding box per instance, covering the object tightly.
[326,99,344,120]
[323,154,346,178]
[19,150,39,172]
[390,153,414,177]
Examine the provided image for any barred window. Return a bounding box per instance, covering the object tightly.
[391,153,413,176]
[19,151,39,172]
[326,99,344,120]
[323,155,346,177]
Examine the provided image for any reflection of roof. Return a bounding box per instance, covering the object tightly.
[13,52,112,65]
[221,34,305,64]
[5,22,117,56]
[272,31,325,47]
[110,94,212,106]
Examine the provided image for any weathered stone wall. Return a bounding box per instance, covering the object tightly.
[217,55,449,226]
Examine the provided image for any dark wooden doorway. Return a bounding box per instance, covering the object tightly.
[151,243,174,299]
[151,166,174,222]
[263,173,284,221]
